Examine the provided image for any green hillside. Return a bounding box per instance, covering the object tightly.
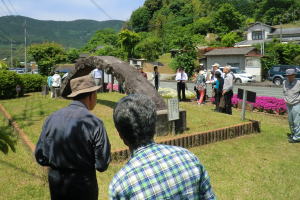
[0,15,124,61]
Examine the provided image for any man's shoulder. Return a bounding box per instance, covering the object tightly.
[50,104,102,123]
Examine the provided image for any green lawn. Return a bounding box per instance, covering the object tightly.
[1,93,299,199]
[0,92,242,150]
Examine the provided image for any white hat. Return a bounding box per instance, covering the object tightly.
[212,63,220,68]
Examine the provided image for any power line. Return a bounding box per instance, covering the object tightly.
[6,0,18,15]
[1,0,13,15]
[89,0,113,20]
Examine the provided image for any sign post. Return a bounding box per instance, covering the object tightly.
[167,98,179,134]
[241,89,247,120]
[237,88,256,121]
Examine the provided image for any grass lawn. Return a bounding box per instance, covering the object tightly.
[1,93,299,199]
[0,92,242,150]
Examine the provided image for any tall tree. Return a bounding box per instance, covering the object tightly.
[29,42,67,75]
[83,28,118,52]
[129,7,152,32]
[144,0,163,15]
[118,30,140,60]
[135,36,162,61]
[211,3,243,34]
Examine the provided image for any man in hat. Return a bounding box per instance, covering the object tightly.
[283,68,300,143]
[35,75,111,200]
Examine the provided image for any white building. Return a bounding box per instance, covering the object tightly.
[235,22,300,47]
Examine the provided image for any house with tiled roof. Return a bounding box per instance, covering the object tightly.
[202,47,262,81]
[235,22,300,47]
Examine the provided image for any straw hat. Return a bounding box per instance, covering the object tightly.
[67,75,101,98]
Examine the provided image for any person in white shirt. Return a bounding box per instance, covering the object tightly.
[52,71,61,98]
[91,67,103,87]
[175,68,188,101]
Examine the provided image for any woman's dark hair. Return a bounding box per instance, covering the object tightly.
[154,66,158,70]
[215,71,221,79]
[113,94,157,149]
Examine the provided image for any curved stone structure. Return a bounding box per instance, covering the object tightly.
[61,56,167,110]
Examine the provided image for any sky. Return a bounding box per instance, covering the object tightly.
[0,0,145,21]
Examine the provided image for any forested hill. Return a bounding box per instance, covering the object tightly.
[0,15,124,48]
[128,0,300,47]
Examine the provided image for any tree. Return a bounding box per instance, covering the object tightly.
[66,48,80,63]
[261,41,300,74]
[95,45,127,60]
[135,36,162,61]
[83,29,118,52]
[29,42,67,76]
[211,3,243,34]
[0,60,8,70]
[254,0,300,25]
[118,30,141,60]
[144,0,163,15]
[170,35,197,77]
[130,7,152,32]
[193,17,213,35]
[221,32,243,47]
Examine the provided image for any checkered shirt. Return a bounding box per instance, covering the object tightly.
[109,143,216,200]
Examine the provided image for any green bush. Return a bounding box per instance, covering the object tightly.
[0,70,24,99]
[19,74,46,93]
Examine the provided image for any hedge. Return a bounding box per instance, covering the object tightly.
[19,74,46,93]
[0,70,24,99]
[0,71,47,99]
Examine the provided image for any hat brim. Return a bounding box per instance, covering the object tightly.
[286,73,296,76]
[67,85,101,98]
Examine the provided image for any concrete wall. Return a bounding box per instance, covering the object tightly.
[207,55,245,69]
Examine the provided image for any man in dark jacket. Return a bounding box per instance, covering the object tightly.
[35,75,111,200]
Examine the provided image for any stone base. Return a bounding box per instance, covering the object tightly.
[155,109,187,136]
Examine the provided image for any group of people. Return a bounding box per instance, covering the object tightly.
[210,63,234,115]
[192,63,234,115]
[35,74,216,200]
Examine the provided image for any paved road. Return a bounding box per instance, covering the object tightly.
[160,81,283,98]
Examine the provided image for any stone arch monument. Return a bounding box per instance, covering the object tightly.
[61,56,167,110]
[61,56,186,135]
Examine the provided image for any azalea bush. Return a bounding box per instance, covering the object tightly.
[210,95,287,115]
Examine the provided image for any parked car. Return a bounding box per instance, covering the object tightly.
[220,67,254,84]
[267,65,300,85]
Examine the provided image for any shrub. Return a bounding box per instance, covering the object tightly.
[0,70,24,99]
[19,74,46,93]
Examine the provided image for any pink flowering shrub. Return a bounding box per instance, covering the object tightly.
[210,95,287,115]
[106,83,119,91]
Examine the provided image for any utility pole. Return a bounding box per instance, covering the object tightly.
[280,22,283,43]
[10,40,13,67]
[260,22,264,56]
[24,19,27,72]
